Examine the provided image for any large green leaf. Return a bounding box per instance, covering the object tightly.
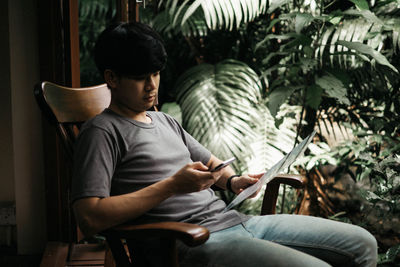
[317,12,398,70]
[268,86,298,117]
[315,74,351,105]
[337,40,399,73]
[175,59,297,173]
[344,9,385,26]
[295,13,315,34]
[268,0,290,13]
[348,0,369,10]
[306,84,323,110]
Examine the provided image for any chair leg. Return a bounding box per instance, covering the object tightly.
[104,244,116,267]
[106,237,132,267]
[125,238,179,267]
[261,181,280,215]
[126,239,147,267]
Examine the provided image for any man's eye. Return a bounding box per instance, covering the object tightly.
[128,75,146,80]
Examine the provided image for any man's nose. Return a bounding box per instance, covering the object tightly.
[145,76,157,90]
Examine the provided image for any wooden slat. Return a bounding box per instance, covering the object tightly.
[42,82,111,123]
[69,244,106,262]
[40,242,69,267]
[67,260,105,266]
[40,242,113,267]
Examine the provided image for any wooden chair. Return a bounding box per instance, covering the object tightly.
[34,81,304,267]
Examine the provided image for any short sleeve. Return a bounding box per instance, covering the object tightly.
[156,112,211,165]
[71,126,118,203]
[181,128,211,165]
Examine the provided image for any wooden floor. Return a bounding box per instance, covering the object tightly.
[0,245,41,267]
[0,253,41,267]
[0,242,115,267]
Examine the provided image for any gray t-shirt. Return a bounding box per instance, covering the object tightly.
[71,109,249,232]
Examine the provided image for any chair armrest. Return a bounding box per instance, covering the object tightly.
[270,174,304,188]
[261,174,304,215]
[102,221,210,247]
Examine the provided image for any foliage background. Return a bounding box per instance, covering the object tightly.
[79,0,400,264]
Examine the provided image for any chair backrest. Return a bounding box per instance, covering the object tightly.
[34,81,111,244]
[34,81,111,160]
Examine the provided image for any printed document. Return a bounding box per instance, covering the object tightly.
[224,131,316,212]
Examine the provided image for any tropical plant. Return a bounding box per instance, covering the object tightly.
[140,1,304,181]
[150,1,400,259]
[329,129,400,265]
[79,0,116,86]
[257,0,400,139]
[78,0,400,259]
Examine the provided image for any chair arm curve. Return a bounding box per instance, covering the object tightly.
[261,174,304,215]
[270,174,304,188]
[102,222,210,247]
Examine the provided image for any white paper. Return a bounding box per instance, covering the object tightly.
[224,131,316,212]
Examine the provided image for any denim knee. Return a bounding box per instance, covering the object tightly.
[353,226,378,267]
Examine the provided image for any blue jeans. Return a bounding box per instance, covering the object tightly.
[177,215,377,267]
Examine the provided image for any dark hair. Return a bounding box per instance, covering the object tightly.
[94,22,167,77]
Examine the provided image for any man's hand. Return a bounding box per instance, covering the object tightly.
[168,161,223,194]
[230,173,264,197]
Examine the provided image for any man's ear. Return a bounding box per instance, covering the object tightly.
[104,69,118,90]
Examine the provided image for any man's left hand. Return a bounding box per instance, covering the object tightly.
[230,173,264,197]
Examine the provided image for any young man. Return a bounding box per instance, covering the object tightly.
[72,22,377,267]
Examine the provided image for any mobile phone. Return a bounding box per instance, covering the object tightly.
[210,157,235,172]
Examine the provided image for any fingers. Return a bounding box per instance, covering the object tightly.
[191,161,209,171]
[248,173,264,179]
[239,174,260,185]
[170,162,219,194]
[191,162,223,185]
[248,177,259,184]
[232,174,263,197]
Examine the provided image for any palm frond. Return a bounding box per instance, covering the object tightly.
[175,60,261,172]
[151,6,209,37]
[175,59,297,173]
[160,0,268,32]
[317,15,399,70]
[315,61,400,143]
[317,18,373,69]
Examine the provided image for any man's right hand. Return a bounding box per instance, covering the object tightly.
[168,161,222,194]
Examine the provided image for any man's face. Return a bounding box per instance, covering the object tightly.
[109,71,160,114]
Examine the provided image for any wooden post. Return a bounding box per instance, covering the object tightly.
[116,0,139,22]
[66,0,80,87]
[116,0,129,22]
[37,0,80,242]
